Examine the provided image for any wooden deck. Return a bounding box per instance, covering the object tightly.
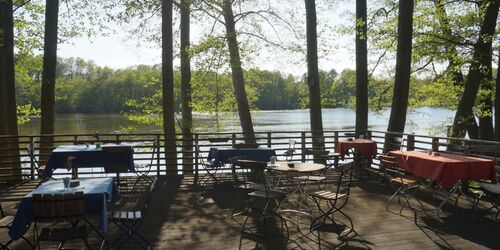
[1,172,500,250]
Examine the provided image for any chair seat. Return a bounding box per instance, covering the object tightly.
[480,183,500,194]
[109,211,143,221]
[309,190,347,200]
[294,175,326,181]
[390,176,418,185]
[249,189,287,199]
[38,225,87,241]
[0,215,13,228]
[238,182,264,190]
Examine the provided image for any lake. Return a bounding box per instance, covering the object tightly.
[19,107,455,136]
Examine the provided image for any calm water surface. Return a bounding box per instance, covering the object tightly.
[19,107,454,137]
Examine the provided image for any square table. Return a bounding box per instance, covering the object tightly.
[207,147,276,166]
[336,139,378,162]
[43,144,135,179]
[388,150,496,188]
[8,178,119,240]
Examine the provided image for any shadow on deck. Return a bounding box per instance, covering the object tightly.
[1,172,500,250]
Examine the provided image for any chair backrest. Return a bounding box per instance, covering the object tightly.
[380,154,398,170]
[26,144,43,172]
[383,135,405,152]
[335,162,355,199]
[233,143,259,149]
[235,160,269,190]
[446,144,471,155]
[102,146,132,173]
[32,191,85,224]
[208,137,230,144]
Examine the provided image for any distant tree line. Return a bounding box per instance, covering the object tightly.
[13,56,461,117]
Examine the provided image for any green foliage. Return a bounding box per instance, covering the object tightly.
[17,104,40,125]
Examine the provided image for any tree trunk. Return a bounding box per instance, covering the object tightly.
[40,0,59,162]
[450,0,499,138]
[221,0,256,144]
[162,0,177,174]
[495,52,500,141]
[180,0,193,174]
[305,0,325,162]
[433,0,464,88]
[355,0,368,135]
[383,0,414,153]
[0,0,20,180]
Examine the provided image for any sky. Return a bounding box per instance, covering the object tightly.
[57,2,357,77]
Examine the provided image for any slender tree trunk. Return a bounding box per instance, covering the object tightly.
[355,0,368,135]
[495,52,500,141]
[434,0,464,88]
[450,0,499,138]
[0,0,20,180]
[305,0,325,161]
[180,0,193,174]
[221,0,256,144]
[162,0,177,174]
[40,0,59,162]
[383,0,414,152]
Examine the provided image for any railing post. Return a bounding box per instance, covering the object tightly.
[365,131,372,139]
[29,137,35,180]
[156,134,161,176]
[231,133,236,146]
[267,132,272,148]
[407,133,415,151]
[194,134,199,177]
[73,135,78,144]
[301,132,306,163]
[432,137,439,151]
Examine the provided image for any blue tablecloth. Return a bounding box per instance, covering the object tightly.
[43,144,135,179]
[208,148,276,166]
[9,178,119,240]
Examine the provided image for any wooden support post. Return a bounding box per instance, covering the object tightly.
[156,134,161,176]
[267,132,272,148]
[301,132,306,163]
[407,133,415,151]
[432,137,439,151]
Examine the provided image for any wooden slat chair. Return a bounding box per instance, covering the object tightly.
[468,145,500,220]
[380,154,422,215]
[108,180,155,250]
[236,160,289,247]
[308,162,355,246]
[1,202,33,249]
[32,192,90,249]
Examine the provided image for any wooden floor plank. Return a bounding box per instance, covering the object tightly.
[1,173,500,249]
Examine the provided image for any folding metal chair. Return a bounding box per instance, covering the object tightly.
[133,139,159,185]
[26,143,51,182]
[236,160,289,248]
[309,162,355,245]
[108,180,155,250]
[196,145,223,187]
[0,202,32,249]
[380,154,422,215]
[32,192,91,249]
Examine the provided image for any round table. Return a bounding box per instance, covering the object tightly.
[267,162,325,173]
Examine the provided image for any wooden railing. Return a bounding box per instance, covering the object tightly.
[1,130,499,181]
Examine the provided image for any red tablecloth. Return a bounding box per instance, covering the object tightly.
[336,139,378,161]
[388,150,496,188]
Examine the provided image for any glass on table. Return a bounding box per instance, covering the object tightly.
[63,177,70,189]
